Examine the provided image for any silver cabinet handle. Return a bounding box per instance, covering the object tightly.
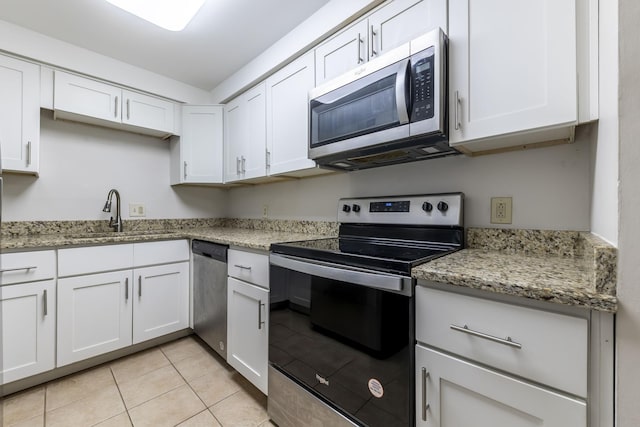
[356,33,364,64]
[43,289,48,316]
[241,156,246,173]
[236,157,241,175]
[125,277,129,300]
[183,161,188,179]
[265,149,271,168]
[421,367,430,421]
[258,299,265,330]
[26,141,32,166]
[126,99,130,120]
[234,264,252,271]
[370,25,377,57]
[138,276,142,297]
[0,266,37,273]
[115,96,119,118]
[454,91,461,130]
[450,324,522,349]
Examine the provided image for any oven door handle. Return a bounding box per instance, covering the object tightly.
[270,253,412,294]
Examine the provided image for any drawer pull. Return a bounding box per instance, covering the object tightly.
[234,264,252,271]
[450,324,522,349]
[258,299,265,330]
[421,367,430,421]
[0,266,38,273]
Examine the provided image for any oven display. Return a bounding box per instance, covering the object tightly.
[370,201,410,212]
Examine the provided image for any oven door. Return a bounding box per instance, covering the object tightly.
[269,254,415,427]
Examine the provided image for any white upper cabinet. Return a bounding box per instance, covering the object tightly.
[170,105,224,185]
[0,54,40,174]
[315,0,446,86]
[265,52,317,176]
[448,0,593,153]
[54,71,176,137]
[224,82,267,183]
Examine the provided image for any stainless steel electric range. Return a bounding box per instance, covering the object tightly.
[268,193,464,427]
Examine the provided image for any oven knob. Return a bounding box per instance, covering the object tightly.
[437,201,449,212]
[342,204,351,213]
[422,202,433,212]
[352,204,361,213]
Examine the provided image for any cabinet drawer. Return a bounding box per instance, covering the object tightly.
[228,249,269,289]
[133,240,189,267]
[58,244,134,277]
[416,286,588,397]
[0,250,56,285]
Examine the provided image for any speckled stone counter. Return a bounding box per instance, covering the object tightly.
[0,219,338,251]
[413,228,618,312]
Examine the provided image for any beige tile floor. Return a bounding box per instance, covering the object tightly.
[2,336,277,427]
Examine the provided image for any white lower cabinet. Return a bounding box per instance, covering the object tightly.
[132,262,189,344]
[415,345,586,427]
[227,276,269,395]
[1,280,56,384]
[415,285,589,427]
[57,271,133,366]
[57,241,190,367]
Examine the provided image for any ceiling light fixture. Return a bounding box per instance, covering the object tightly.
[104,0,206,31]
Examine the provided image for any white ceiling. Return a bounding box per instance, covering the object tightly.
[0,0,330,91]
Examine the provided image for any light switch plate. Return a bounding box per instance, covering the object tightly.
[129,203,146,217]
[491,197,512,224]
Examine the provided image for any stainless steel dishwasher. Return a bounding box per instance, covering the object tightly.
[192,240,228,360]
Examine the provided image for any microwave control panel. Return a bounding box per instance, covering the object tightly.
[410,46,435,123]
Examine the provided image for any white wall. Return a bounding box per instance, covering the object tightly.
[1,112,228,222]
[210,0,383,102]
[590,0,619,246]
[615,0,640,424]
[0,19,211,104]
[228,134,591,230]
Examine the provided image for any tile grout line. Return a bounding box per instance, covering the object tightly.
[107,364,135,427]
[159,342,227,426]
[159,338,237,427]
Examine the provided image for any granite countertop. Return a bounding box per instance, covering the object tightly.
[413,229,618,313]
[0,219,338,252]
[1,220,617,312]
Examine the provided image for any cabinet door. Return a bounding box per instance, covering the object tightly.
[179,105,224,184]
[266,52,316,176]
[132,262,189,344]
[227,277,268,394]
[224,96,244,182]
[0,55,40,173]
[369,0,447,59]
[1,280,55,384]
[415,345,586,427]
[57,271,133,366]
[242,83,267,180]
[54,71,122,124]
[315,20,368,86]
[122,89,175,134]
[448,0,577,146]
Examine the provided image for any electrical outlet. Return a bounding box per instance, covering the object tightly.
[491,197,512,224]
[129,203,146,217]
[262,204,269,218]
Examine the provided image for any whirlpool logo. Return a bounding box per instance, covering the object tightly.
[316,373,330,386]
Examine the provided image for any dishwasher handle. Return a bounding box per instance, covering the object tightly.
[192,240,228,262]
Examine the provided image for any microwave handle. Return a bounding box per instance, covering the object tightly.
[395,59,410,125]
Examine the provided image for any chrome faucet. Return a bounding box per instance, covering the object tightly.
[102,189,123,232]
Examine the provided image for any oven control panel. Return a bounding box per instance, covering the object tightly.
[338,193,463,226]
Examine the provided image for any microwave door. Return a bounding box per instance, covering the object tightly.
[309,59,411,158]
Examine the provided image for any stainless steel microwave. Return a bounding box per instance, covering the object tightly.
[309,27,458,171]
